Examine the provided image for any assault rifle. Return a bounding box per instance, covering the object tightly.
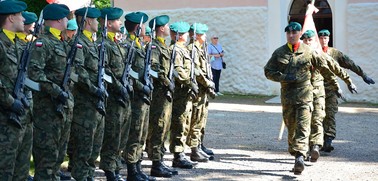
[9,11,44,128]
[141,19,156,105]
[96,15,109,116]
[117,17,145,107]
[57,7,88,114]
[189,24,199,99]
[166,31,179,102]
[203,41,216,99]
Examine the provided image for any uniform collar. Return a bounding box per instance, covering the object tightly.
[83,30,93,42]
[16,32,28,42]
[129,34,141,49]
[3,29,17,44]
[107,32,116,42]
[156,36,165,45]
[46,27,62,40]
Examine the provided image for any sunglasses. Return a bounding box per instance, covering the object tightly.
[213,37,218,39]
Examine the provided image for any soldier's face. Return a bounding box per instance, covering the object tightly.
[24,22,35,34]
[162,24,170,37]
[286,30,300,45]
[11,12,25,32]
[180,32,189,43]
[319,36,329,47]
[109,19,122,32]
[303,37,315,48]
[88,18,99,33]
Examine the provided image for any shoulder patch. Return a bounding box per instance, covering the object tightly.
[152,45,156,49]
[35,41,43,47]
[76,43,83,49]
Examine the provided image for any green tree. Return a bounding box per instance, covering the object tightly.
[94,0,112,9]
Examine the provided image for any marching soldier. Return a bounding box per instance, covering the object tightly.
[0,1,31,180]
[122,11,156,181]
[264,22,339,175]
[69,7,106,181]
[97,7,129,180]
[28,3,83,180]
[169,21,199,169]
[318,29,375,152]
[145,15,178,178]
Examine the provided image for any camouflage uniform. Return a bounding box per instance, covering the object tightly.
[146,36,172,161]
[186,41,213,149]
[99,32,129,173]
[323,47,368,139]
[169,42,193,154]
[264,43,338,157]
[70,32,105,180]
[28,26,83,180]
[0,29,32,180]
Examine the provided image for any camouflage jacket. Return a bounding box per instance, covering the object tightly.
[172,42,192,87]
[150,37,171,87]
[187,41,213,90]
[264,43,338,104]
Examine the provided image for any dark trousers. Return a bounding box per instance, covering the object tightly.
[211,68,221,92]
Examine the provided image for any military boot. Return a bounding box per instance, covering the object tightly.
[150,161,173,178]
[310,145,320,162]
[104,170,116,181]
[190,147,209,162]
[198,145,214,160]
[172,152,195,169]
[114,170,126,181]
[86,177,95,181]
[201,144,214,155]
[323,136,335,152]
[136,160,156,181]
[127,163,143,181]
[293,154,305,175]
[160,159,178,175]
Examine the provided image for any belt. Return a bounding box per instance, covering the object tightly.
[281,80,311,88]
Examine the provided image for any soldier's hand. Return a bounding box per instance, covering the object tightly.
[57,90,69,104]
[143,85,152,95]
[167,82,175,93]
[335,89,347,101]
[208,81,215,89]
[95,87,108,101]
[190,82,199,95]
[348,83,358,94]
[11,99,25,116]
[120,86,130,101]
[362,75,375,85]
[284,73,296,82]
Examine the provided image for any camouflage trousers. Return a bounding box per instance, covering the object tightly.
[187,89,208,148]
[309,84,326,147]
[0,113,32,181]
[70,95,105,180]
[146,86,172,161]
[124,94,150,164]
[32,94,74,181]
[170,87,193,154]
[118,100,132,169]
[200,100,210,144]
[99,94,126,172]
[282,102,312,157]
[323,91,338,138]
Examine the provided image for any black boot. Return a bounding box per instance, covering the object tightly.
[115,170,126,181]
[160,159,178,175]
[310,145,320,162]
[323,136,335,152]
[104,170,116,181]
[137,160,156,181]
[201,144,214,155]
[127,163,143,181]
[199,145,214,160]
[86,177,95,181]
[172,152,196,169]
[190,147,209,162]
[293,153,305,175]
[151,161,173,178]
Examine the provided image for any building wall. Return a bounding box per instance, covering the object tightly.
[113,0,378,103]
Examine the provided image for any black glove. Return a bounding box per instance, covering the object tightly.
[11,99,25,116]
[284,73,296,82]
[143,84,152,95]
[167,82,175,93]
[120,86,130,101]
[362,75,375,85]
[57,91,69,104]
[95,87,108,101]
[348,83,358,94]
[190,82,199,95]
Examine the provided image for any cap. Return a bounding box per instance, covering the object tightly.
[43,4,70,20]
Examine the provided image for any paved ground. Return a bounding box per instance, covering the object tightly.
[75,94,378,180]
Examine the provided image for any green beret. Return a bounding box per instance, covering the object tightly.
[125,12,148,24]
[149,15,169,28]
[75,7,101,18]
[300,30,315,40]
[43,4,70,20]
[0,0,27,14]
[169,21,190,34]
[284,22,302,32]
[190,23,208,34]
[67,19,78,30]
[100,7,123,20]
[318,29,330,36]
[145,26,151,36]
[22,11,38,25]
